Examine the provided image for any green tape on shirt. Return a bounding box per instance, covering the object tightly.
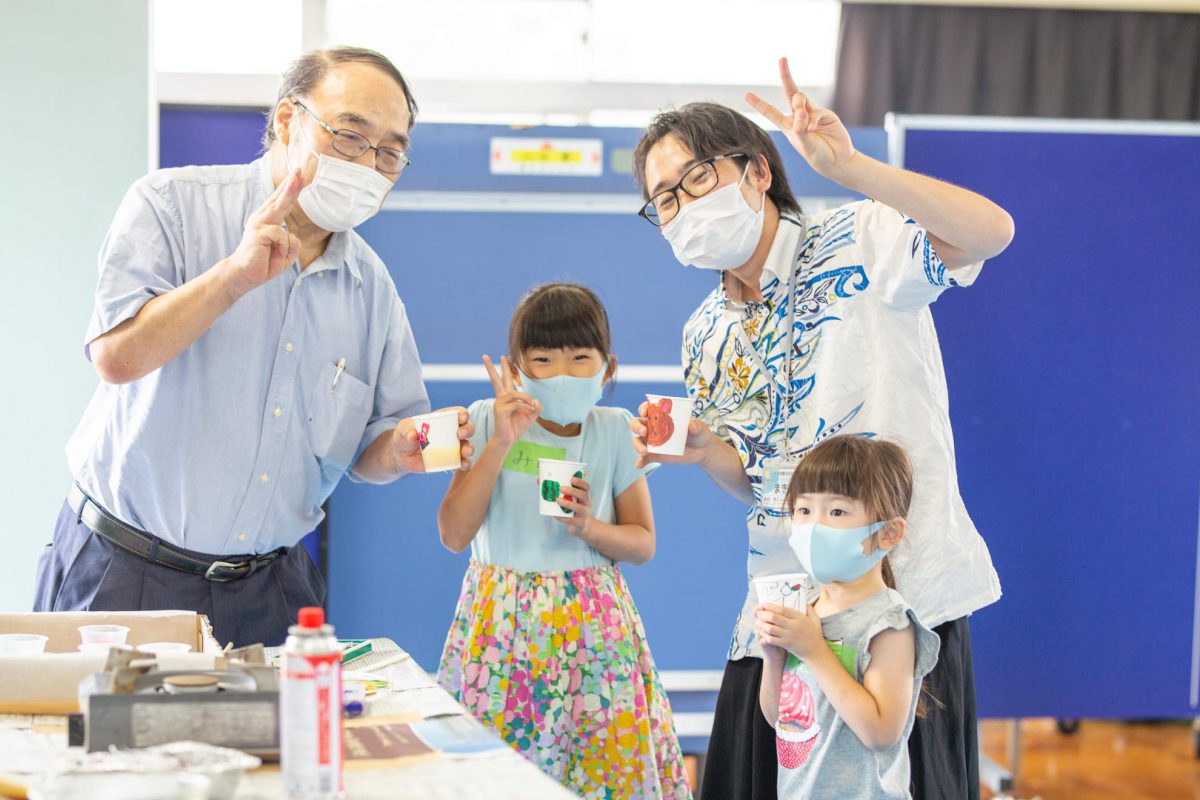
[502,440,567,475]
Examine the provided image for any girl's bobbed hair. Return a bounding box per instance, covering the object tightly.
[508,283,612,371]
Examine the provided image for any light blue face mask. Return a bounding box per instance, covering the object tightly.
[518,363,607,426]
[788,520,893,585]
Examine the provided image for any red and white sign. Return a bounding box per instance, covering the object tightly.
[490,137,604,176]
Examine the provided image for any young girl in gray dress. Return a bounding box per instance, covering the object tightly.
[755,436,940,799]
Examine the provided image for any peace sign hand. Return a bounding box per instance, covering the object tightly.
[225,168,304,298]
[483,355,542,448]
[745,57,856,178]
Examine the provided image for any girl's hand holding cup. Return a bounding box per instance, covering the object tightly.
[554,476,593,540]
[484,354,542,449]
[754,603,825,659]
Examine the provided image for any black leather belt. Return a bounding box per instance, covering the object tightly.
[67,484,287,583]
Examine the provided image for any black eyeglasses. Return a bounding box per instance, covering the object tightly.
[292,99,411,176]
[638,153,746,227]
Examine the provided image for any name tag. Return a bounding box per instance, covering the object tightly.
[502,440,567,475]
[761,463,798,514]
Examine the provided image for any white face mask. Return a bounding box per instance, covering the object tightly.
[661,164,765,271]
[287,119,393,233]
[296,154,393,233]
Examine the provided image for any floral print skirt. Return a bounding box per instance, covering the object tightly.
[437,559,692,800]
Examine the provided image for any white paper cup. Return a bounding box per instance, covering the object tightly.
[538,459,586,517]
[753,573,811,610]
[0,633,48,654]
[138,641,193,655]
[78,624,130,645]
[644,395,690,456]
[412,409,462,473]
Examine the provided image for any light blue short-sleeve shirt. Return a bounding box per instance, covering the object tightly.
[465,399,652,573]
[67,157,430,554]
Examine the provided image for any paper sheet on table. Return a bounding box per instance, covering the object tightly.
[382,657,437,691]
[372,687,464,720]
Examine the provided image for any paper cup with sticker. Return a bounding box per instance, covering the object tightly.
[412,409,462,473]
[538,459,586,517]
[753,573,810,610]
[644,395,690,456]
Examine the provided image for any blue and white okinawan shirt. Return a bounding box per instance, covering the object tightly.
[681,199,1002,660]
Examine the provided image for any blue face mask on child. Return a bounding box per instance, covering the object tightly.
[519,364,607,426]
[788,520,893,585]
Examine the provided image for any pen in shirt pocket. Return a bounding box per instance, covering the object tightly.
[331,358,347,392]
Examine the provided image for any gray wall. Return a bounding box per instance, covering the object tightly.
[0,0,152,610]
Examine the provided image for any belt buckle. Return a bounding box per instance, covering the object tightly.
[204,560,250,582]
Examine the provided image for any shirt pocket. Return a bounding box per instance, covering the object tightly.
[306,360,373,471]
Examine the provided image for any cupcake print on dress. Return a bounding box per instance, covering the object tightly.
[776,671,819,769]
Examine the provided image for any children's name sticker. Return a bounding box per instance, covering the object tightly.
[489,137,604,176]
[502,441,566,475]
[761,463,797,514]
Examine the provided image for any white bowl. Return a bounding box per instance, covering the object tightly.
[78,624,130,645]
[138,641,193,655]
[0,633,49,654]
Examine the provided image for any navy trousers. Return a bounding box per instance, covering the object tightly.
[34,500,325,648]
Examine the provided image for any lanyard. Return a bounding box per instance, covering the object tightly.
[729,232,806,460]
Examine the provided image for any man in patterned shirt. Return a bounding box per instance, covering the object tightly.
[629,59,1014,800]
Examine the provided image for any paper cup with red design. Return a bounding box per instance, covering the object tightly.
[776,672,819,769]
[538,459,586,517]
[754,572,810,610]
[412,409,462,473]
[644,394,690,456]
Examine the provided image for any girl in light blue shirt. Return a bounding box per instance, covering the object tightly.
[436,283,690,800]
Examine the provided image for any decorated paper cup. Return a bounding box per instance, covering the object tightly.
[412,409,462,473]
[753,573,810,610]
[78,624,130,646]
[644,395,690,456]
[0,633,49,654]
[538,459,586,518]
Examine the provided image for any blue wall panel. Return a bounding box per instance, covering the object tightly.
[326,381,752,671]
[902,124,1200,718]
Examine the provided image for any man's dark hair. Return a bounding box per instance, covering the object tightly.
[262,46,418,149]
[633,102,800,216]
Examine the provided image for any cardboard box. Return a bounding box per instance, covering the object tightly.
[0,610,222,714]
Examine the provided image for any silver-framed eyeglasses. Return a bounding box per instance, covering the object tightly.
[292,98,411,176]
[638,153,746,227]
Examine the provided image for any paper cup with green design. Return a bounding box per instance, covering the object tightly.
[538,458,586,517]
[753,572,810,610]
[644,394,691,456]
[412,409,461,473]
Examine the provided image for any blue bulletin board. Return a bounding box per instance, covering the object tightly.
[892,116,1200,718]
[159,107,886,679]
[160,108,1200,721]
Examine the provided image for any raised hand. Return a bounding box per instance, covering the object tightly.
[225,168,304,297]
[484,355,541,448]
[745,57,856,177]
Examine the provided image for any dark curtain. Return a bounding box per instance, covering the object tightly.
[832,3,1200,125]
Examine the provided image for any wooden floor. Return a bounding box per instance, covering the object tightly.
[683,718,1200,799]
[981,718,1200,800]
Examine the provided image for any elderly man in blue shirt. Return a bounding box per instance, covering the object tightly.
[35,47,471,647]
